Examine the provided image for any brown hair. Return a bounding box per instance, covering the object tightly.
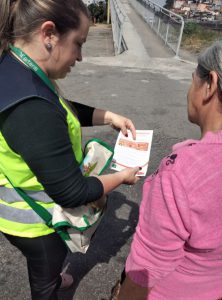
[0,0,89,55]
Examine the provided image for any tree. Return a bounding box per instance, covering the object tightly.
[88,3,98,23]
[88,2,106,23]
[164,0,174,10]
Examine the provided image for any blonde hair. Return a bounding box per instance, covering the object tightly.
[0,0,89,56]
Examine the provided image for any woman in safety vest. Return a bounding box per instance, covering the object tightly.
[0,1,140,299]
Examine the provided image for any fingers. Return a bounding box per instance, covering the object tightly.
[126,119,136,140]
[110,113,136,140]
[134,176,140,184]
[132,167,142,183]
[121,119,136,140]
[134,167,142,181]
[123,167,141,184]
[133,166,141,174]
[119,120,128,137]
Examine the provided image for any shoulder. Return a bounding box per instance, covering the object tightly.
[0,97,68,134]
[149,139,200,182]
[2,97,65,119]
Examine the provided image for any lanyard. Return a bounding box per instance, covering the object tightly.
[9,44,58,96]
[9,44,82,128]
[9,45,83,162]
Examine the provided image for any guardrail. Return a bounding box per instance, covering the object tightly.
[110,0,127,54]
[129,0,184,57]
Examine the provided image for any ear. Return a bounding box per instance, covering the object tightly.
[204,71,219,102]
[40,21,59,46]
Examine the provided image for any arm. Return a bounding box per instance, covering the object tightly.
[92,109,137,140]
[120,168,191,297]
[0,99,140,207]
[68,101,95,127]
[0,99,103,208]
[118,275,150,300]
[95,166,140,195]
[68,101,136,139]
[66,102,140,189]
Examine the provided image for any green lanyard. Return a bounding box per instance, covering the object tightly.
[9,44,58,96]
[9,44,81,127]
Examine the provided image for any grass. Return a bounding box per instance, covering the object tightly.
[181,22,222,53]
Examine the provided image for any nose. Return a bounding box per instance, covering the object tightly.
[77,49,82,62]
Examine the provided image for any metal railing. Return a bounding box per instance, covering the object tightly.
[110,0,127,54]
[129,0,184,57]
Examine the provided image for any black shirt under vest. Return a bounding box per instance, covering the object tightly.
[0,52,103,207]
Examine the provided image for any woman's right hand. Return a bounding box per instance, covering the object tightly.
[97,167,141,195]
[120,167,141,185]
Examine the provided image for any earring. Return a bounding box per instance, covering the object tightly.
[45,42,52,51]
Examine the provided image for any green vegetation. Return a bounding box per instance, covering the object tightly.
[164,0,174,10]
[88,1,107,24]
[181,22,222,53]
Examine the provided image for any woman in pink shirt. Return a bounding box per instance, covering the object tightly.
[117,41,222,299]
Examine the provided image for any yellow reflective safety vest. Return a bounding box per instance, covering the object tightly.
[0,53,83,237]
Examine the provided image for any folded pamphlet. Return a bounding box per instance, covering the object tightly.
[110,130,153,176]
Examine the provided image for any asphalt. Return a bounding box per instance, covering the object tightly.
[0,1,201,300]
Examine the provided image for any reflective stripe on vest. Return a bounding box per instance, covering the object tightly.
[0,217,54,238]
[0,202,54,224]
[0,186,53,203]
[0,97,83,237]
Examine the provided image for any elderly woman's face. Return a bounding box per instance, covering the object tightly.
[187,68,206,125]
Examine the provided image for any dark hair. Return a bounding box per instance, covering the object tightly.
[0,0,89,55]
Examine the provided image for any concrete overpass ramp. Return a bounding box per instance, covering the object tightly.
[83,0,196,67]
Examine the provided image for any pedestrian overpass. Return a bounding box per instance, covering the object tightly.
[110,0,184,58]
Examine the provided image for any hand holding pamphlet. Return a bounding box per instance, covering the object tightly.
[110,130,153,176]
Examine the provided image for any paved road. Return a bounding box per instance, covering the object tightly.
[0,2,201,300]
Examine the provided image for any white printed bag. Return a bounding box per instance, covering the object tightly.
[3,139,113,254]
[52,138,114,253]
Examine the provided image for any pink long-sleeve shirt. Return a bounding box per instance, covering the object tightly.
[125,130,222,299]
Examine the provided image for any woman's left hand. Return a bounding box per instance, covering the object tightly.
[107,112,136,140]
[92,109,136,139]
